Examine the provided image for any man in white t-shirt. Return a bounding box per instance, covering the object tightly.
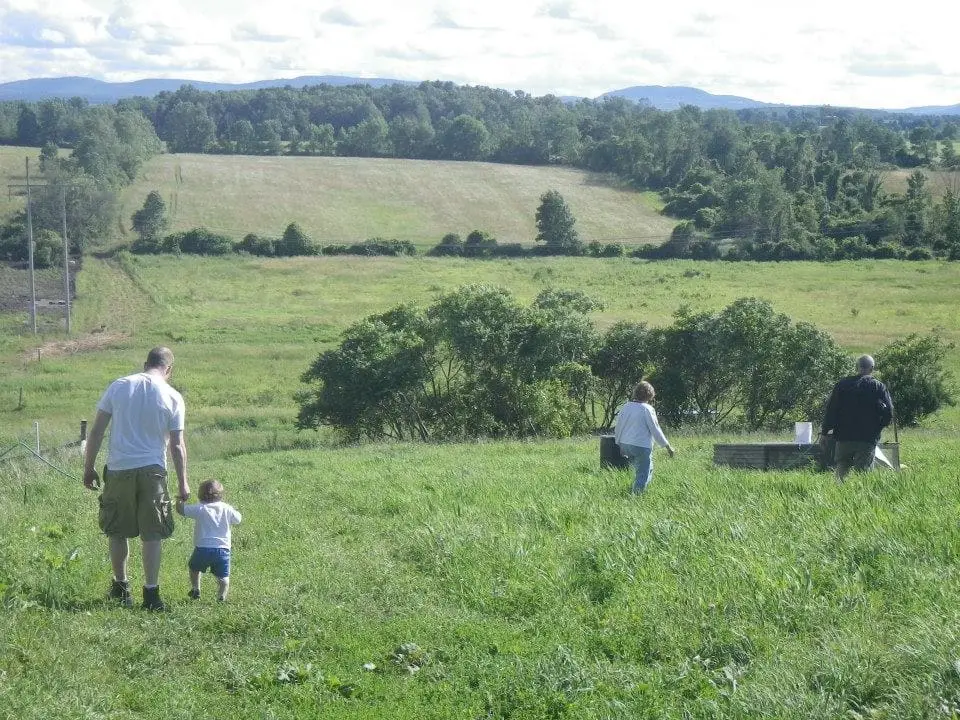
[83,347,190,611]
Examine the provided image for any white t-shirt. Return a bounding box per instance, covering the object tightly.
[180,501,242,549]
[614,401,670,449]
[97,372,185,471]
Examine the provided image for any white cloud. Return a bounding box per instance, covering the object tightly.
[0,0,958,108]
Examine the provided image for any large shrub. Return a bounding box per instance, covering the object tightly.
[651,298,848,429]
[162,228,234,255]
[276,222,317,257]
[876,334,955,426]
[297,285,599,441]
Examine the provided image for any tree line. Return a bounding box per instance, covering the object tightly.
[0,102,163,263]
[2,81,960,260]
[295,287,954,442]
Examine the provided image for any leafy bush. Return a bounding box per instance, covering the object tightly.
[427,233,463,257]
[873,242,904,259]
[321,244,350,255]
[489,243,526,257]
[463,230,497,258]
[162,228,235,255]
[297,289,854,440]
[276,222,318,257]
[346,238,417,256]
[905,247,933,261]
[297,285,599,441]
[33,229,63,268]
[876,334,956,426]
[590,321,657,429]
[236,233,276,256]
[651,298,848,429]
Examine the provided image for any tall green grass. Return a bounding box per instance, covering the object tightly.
[2,247,960,717]
[1,435,959,718]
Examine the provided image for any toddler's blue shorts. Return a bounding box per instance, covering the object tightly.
[188,547,231,578]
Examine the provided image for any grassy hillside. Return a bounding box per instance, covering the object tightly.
[2,428,959,718]
[2,255,958,455]
[117,154,676,250]
[0,145,40,219]
[2,251,960,717]
[882,168,960,197]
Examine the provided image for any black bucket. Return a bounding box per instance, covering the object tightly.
[600,435,630,469]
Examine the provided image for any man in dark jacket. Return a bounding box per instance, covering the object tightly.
[821,354,894,481]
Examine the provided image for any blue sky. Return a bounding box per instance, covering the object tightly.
[1,0,958,109]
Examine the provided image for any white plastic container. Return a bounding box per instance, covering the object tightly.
[794,422,813,444]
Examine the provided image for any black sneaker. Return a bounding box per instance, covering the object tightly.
[187,589,201,600]
[142,586,167,612]
[107,579,133,607]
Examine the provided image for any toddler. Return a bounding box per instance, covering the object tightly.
[176,479,242,601]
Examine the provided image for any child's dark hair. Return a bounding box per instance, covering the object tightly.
[199,479,224,502]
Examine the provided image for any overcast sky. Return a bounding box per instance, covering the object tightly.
[1,0,958,109]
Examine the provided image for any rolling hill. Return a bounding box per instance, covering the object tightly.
[2,75,958,114]
[117,154,677,250]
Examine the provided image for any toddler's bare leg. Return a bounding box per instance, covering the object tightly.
[216,576,230,602]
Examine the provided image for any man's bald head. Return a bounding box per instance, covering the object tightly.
[145,346,174,370]
[856,354,875,375]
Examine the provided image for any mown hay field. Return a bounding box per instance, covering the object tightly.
[117,153,676,250]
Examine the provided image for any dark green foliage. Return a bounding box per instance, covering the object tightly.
[320,244,350,256]
[161,228,234,255]
[590,321,656,429]
[535,190,581,252]
[236,233,276,256]
[439,114,490,160]
[0,218,26,261]
[489,242,526,257]
[427,233,463,257]
[463,230,497,258]
[130,190,169,253]
[296,305,436,442]
[276,222,317,257]
[350,238,417,256]
[876,334,956,426]
[32,229,63,268]
[297,289,862,440]
[297,285,598,441]
[651,298,848,429]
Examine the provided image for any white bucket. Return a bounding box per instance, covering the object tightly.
[794,422,813,444]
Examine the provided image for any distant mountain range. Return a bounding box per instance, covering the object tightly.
[599,85,777,111]
[0,75,958,116]
[0,75,414,104]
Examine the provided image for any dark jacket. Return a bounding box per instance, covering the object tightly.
[821,374,894,443]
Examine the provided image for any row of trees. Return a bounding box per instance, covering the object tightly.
[295,287,954,442]
[128,188,583,258]
[0,103,164,262]
[3,81,960,260]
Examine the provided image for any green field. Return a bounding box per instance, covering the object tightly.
[2,255,959,453]
[0,145,41,219]
[2,160,960,717]
[117,154,676,250]
[881,167,960,197]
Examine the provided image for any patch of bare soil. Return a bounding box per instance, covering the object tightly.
[23,331,128,362]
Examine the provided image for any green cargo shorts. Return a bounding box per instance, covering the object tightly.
[98,465,175,541]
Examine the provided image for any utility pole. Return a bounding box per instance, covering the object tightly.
[9,157,81,336]
[61,183,71,334]
[25,158,37,335]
